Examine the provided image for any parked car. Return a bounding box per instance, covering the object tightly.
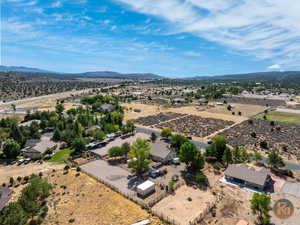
[172,157,180,165]
[24,158,31,164]
[17,159,25,165]
[149,168,161,178]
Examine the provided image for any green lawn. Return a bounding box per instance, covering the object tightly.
[47,149,74,163]
[256,111,300,125]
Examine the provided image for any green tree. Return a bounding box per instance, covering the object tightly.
[222,148,232,167]
[93,130,105,141]
[128,138,151,175]
[251,193,272,225]
[55,104,64,115]
[253,151,263,164]
[121,142,131,157]
[150,132,157,142]
[161,128,172,139]
[179,142,204,170]
[124,120,135,133]
[170,134,188,152]
[72,138,86,153]
[0,202,27,225]
[205,136,229,162]
[9,123,25,146]
[28,121,41,139]
[108,146,123,158]
[52,128,61,141]
[2,139,21,159]
[267,151,284,168]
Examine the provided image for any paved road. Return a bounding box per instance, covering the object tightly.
[276,108,300,114]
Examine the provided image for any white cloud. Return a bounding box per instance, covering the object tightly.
[116,0,300,67]
[184,51,201,57]
[268,64,281,70]
[51,1,62,8]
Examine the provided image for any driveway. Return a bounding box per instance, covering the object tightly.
[280,182,300,199]
[80,159,134,196]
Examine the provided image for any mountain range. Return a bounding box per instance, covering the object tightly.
[0,65,163,80]
[1,65,300,84]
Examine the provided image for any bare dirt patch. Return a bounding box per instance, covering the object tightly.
[201,182,256,225]
[44,170,163,225]
[152,185,215,225]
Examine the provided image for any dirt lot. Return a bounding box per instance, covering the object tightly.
[206,103,266,118]
[122,103,246,123]
[152,185,215,225]
[201,182,256,225]
[44,170,163,225]
[0,162,64,184]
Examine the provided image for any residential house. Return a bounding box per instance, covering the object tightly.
[150,140,175,163]
[224,164,270,190]
[100,104,116,113]
[21,136,57,159]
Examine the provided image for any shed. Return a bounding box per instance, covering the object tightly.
[136,180,155,197]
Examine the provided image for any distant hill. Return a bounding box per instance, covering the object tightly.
[190,71,300,81]
[78,71,163,79]
[0,66,163,80]
[0,65,54,73]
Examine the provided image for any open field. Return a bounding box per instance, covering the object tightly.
[47,149,74,163]
[256,111,300,125]
[44,170,163,225]
[122,103,246,123]
[207,103,266,117]
[152,185,215,225]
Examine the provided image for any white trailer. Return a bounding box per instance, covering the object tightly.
[136,180,155,197]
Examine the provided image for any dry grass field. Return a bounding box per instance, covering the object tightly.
[123,103,246,123]
[206,103,266,118]
[44,170,164,225]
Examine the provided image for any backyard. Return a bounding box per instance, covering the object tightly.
[44,170,163,225]
[47,149,74,163]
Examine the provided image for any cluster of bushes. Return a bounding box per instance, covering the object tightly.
[0,175,52,225]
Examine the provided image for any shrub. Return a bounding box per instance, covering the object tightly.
[260,141,268,149]
[64,165,70,170]
[76,167,81,172]
[195,173,207,183]
[250,132,257,138]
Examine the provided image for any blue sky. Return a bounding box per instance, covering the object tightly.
[2,0,300,77]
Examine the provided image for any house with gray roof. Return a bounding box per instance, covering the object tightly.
[21,136,57,159]
[224,164,270,190]
[150,140,175,163]
[100,104,116,113]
